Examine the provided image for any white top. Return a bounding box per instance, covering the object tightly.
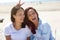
[4,23,31,40]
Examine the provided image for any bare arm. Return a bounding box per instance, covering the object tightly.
[27,37,30,40]
[5,35,11,40]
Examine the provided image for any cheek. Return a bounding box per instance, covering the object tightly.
[35,14,38,18]
[28,16,32,21]
[16,17,20,21]
[16,16,21,20]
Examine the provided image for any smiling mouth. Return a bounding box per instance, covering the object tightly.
[32,18,36,20]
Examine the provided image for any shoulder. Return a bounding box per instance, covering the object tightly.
[4,23,12,31]
[25,25,31,33]
[40,19,51,28]
[42,22,51,29]
[21,25,32,37]
[39,19,51,30]
[25,26,32,37]
[4,23,13,36]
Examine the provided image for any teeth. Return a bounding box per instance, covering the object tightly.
[32,18,36,20]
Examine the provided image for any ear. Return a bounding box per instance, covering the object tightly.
[13,15,16,19]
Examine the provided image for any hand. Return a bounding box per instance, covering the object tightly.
[16,0,24,6]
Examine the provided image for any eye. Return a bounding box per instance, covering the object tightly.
[28,13,32,17]
[32,12,35,15]
[20,13,25,16]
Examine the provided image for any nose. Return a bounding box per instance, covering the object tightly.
[31,14,34,17]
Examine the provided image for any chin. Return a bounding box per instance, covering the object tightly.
[18,21,23,23]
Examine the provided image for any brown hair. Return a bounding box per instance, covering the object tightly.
[11,6,26,28]
[11,6,24,23]
[24,7,39,34]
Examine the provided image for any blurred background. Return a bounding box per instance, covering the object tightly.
[0,0,60,40]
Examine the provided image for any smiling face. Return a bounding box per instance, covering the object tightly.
[27,9,38,23]
[13,9,25,23]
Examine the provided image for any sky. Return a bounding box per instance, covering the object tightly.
[0,0,60,3]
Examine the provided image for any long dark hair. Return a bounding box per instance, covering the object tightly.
[11,6,26,28]
[25,7,39,34]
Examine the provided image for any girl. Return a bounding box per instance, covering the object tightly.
[4,6,31,40]
[24,7,55,40]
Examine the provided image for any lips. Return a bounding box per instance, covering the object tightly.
[32,18,36,20]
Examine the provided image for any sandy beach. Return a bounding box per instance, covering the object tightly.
[0,2,60,40]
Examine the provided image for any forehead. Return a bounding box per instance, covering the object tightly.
[17,9,24,14]
[28,9,35,12]
[16,9,24,15]
[27,9,36,15]
[17,9,24,13]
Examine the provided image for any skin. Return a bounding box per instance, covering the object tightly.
[5,0,30,40]
[13,9,25,30]
[27,9,39,29]
[5,36,11,40]
[5,8,30,40]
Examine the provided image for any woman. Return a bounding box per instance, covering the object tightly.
[24,7,55,40]
[4,6,31,40]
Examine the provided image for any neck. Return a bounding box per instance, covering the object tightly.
[13,22,22,30]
